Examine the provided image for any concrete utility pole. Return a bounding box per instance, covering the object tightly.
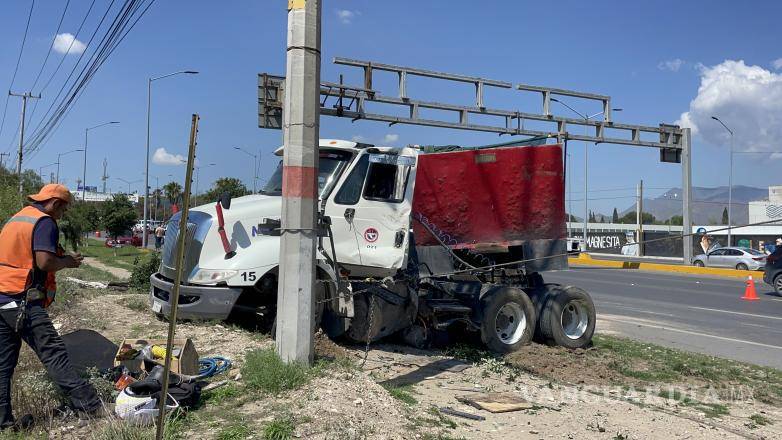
[276,0,321,365]
[636,180,644,256]
[681,128,693,263]
[0,152,9,168]
[9,91,40,194]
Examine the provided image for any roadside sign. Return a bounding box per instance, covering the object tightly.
[258,73,285,129]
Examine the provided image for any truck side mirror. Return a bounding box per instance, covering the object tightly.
[219,191,232,210]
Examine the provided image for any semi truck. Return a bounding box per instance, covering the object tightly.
[149,139,595,353]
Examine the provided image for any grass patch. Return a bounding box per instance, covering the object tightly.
[242,348,315,394]
[382,383,418,405]
[262,414,295,440]
[217,419,253,440]
[748,413,772,427]
[121,296,149,312]
[80,238,146,269]
[442,343,492,363]
[202,383,241,405]
[411,407,457,431]
[593,335,782,404]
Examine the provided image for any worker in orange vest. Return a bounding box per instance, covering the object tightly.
[0,184,102,430]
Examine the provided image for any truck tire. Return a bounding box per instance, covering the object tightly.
[539,285,595,349]
[526,283,564,344]
[480,287,535,354]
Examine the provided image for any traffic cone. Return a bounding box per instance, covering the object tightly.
[741,276,759,301]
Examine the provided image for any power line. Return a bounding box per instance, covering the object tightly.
[30,0,71,91]
[24,0,158,159]
[0,0,36,145]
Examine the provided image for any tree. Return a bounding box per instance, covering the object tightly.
[588,211,596,223]
[101,194,137,239]
[203,177,248,204]
[612,208,619,223]
[619,211,656,224]
[60,201,100,250]
[668,215,683,226]
[721,207,729,225]
[162,181,183,216]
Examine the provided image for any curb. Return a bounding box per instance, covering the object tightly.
[568,253,764,279]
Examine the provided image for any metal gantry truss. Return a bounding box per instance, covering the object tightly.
[258,57,694,262]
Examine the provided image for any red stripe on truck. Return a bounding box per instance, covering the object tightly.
[282,165,317,199]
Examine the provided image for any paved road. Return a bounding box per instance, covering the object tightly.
[543,266,782,369]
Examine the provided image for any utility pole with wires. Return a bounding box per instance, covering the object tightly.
[636,180,644,256]
[9,91,40,195]
[275,0,321,365]
[0,152,9,169]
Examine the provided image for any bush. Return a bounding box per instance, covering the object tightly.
[242,348,313,394]
[129,252,161,291]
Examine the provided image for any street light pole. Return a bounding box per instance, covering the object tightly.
[144,70,199,247]
[233,146,258,192]
[84,122,119,200]
[193,163,215,206]
[56,148,83,184]
[712,116,734,246]
[551,98,622,250]
[39,163,57,183]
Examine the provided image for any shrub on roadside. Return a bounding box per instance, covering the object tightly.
[242,348,313,394]
[129,252,161,291]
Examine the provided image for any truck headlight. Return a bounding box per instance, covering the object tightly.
[190,269,238,284]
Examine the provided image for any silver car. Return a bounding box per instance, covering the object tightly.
[692,247,767,270]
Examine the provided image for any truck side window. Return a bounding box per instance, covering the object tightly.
[334,154,369,205]
[363,162,409,203]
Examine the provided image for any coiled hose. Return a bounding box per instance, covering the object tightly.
[198,356,232,379]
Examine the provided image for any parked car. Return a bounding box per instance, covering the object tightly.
[692,247,767,270]
[763,247,782,294]
[105,233,142,248]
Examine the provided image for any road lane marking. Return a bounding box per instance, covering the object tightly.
[598,315,782,350]
[687,306,782,321]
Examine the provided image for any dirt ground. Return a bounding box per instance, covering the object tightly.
[19,263,782,439]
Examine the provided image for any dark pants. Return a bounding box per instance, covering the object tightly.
[154,236,163,250]
[0,304,100,428]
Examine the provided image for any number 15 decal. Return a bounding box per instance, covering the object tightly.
[241,272,256,282]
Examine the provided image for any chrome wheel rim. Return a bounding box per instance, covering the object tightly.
[495,303,526,345]
[561,300,589,340]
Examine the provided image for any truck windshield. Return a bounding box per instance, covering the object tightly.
[260,150,353,197]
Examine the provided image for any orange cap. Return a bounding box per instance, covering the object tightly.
[28,184,73,204]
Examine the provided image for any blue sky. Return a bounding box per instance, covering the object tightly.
[1,0,781,216]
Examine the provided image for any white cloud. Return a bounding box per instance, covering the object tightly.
[676,59,782,158]
[351,135,366,142]
[382,134,399,144]
[336,9,359,24]
[52,33,86,55]
[657,58,685,72]
[152,148,186,166]
[772,58,782,70]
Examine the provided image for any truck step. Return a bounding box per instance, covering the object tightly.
[430,303,472,315]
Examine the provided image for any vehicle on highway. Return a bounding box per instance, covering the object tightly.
[763,246,782,294]
[692,246,767,270]
[106,232,142,248]
[150,139,595,354]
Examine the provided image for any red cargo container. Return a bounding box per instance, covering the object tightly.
[412,144,566,253]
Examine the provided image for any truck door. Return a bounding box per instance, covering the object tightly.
[324,150,416,275]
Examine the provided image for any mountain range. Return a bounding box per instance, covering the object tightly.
[619,185,769,225]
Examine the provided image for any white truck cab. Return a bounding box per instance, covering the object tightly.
[150,139,417,323]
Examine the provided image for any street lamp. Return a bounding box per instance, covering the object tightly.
[194,163,216,206]
[233,146,258,192]
[551,98,622,250]
[39,162,57,183]
[84,121,119,200]
[56,148,83,183]
[711,116,735,246]
[144,69,199,247]
[116,177,141,195]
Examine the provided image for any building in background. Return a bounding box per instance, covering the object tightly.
[748,185,782,225]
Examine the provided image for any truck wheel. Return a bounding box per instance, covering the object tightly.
[539,286,595,349]
[526,284,563,344]
[480,287,535,354]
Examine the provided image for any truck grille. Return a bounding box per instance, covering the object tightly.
[159,211,211,280]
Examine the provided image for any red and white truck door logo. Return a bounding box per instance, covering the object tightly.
[363,227,379,243]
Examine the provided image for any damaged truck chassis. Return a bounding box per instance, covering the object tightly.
[150,139,595,353]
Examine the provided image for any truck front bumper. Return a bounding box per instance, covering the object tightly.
[149,273,243,320]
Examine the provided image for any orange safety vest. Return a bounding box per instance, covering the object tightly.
[0,205,58,307]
